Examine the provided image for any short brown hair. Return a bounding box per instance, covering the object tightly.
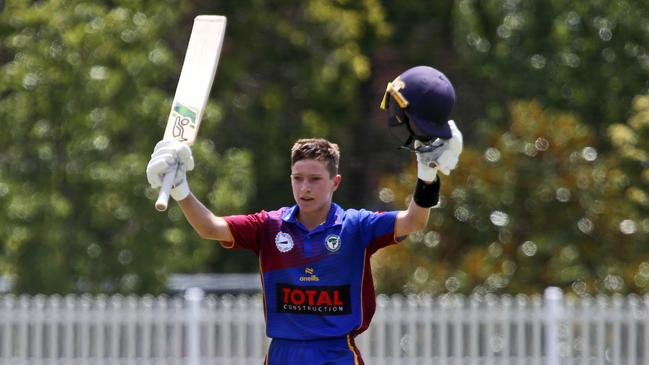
[291,138,340,177]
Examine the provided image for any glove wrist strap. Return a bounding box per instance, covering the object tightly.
[170,180,190,201]
[413,178,440,208]
[417,162,438,182]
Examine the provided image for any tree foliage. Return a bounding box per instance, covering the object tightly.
[0,0,254,293]
[368,0,649,295]
[1,0,648,295]
[609,95,649,219]
[450,0,649,133]
[0,0,390,293]
[373,101,647,295]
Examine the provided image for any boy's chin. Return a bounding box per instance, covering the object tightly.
[297,199,326,211]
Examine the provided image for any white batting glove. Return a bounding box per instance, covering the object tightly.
[146,140,194,201]
[415,139,440,182]
[415,120,463,182]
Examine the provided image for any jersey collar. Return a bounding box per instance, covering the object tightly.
[282,203,345,230]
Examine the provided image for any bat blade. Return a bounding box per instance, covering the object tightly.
[155,15,227,212]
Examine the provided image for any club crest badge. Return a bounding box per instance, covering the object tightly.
[275,232,294,253]
[325,234,342,252]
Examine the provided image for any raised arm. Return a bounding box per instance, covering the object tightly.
[146,140,233,242]
[176,194,233,241]
[395,120,463,237]
[395,184,436,237]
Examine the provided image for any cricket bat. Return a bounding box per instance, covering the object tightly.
[155,15,227,212]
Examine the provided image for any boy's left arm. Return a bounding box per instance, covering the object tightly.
[395,120,463,237]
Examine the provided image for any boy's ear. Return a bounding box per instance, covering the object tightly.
[332,174,342,191]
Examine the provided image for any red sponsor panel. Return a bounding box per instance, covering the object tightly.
[276,284,351,315]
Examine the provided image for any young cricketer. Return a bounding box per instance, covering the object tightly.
[146,66,463,364]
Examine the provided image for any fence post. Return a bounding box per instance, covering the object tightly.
[544,287,563,365]
[186,287,205,365]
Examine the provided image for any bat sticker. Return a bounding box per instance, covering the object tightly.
[170,103,198,141]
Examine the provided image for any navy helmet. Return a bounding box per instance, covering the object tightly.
[380,66,455,142]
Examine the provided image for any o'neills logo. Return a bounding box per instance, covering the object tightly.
[299,267,319,282]
[277,283,351,315]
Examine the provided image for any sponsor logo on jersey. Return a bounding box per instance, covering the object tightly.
[299,267,320,282]
[324,234,341,252]
[277,283,351,315]
[275,232,294,253]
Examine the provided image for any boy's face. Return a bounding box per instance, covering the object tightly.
[290,159,341,216]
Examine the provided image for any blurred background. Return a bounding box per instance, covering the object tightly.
[1,0,648,297]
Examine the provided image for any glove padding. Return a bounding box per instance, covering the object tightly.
[146,140,194,201]
[415,120,463,182]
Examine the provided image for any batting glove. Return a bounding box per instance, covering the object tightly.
[146,140,194,201]
[415,120,463,182]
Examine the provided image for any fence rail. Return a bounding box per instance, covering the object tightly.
[1,287,648,364]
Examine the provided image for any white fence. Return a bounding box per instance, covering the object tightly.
[0,287,648,365]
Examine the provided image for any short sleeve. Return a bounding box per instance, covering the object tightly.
[358,210,401,254]
[221,211,268,255]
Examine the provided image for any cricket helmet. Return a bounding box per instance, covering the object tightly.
[380,65,455,142]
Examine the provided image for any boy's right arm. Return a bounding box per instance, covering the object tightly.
[177,193,234,242]
[146,140,233,242]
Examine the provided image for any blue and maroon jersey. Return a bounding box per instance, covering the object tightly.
[221,203,400,340]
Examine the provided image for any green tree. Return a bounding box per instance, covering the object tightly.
[374,0,649,137]
[450,0,649,134]
[607,94,649,287]
[3,0,648,296]
[0,0,393,293]
[0,0,254,293]
[609,95,649,220]
[367,0,649,295]
[373,101,645,295]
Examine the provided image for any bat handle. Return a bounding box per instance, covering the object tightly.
[155,163,178,212]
